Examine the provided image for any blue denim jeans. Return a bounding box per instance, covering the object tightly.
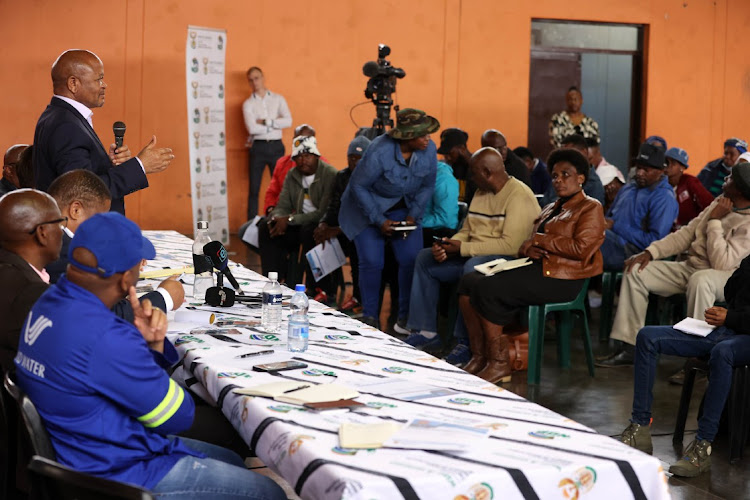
[152,437,286,499]
[353,208,423,319]
[406,249,503,338]
[632,325,750,442]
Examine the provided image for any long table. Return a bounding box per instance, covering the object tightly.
[143,231,670,500]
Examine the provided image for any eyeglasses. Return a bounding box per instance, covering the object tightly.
[28,217,68,235]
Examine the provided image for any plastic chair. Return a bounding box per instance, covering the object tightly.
[598,271,622,341]
[28,456,154,500]
[0,370,16,499]
[527,278,595,385]
[3,371,56,460]
[673,359,750,464]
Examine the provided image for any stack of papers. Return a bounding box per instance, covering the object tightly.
[383,418,490,450]
[338,423,403,449]
[673,317,715,337]
[474,257,532,276]
[234,382,359,405]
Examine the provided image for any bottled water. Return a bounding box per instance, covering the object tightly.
[261,272,283,333]
[288,284,309,352]
[192,221,214,301]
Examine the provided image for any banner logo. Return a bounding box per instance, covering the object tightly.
[558,467,597,499]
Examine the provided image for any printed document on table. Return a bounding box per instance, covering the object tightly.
[241,216,262,248]
[383,418,489,450]
[305,238,346,281]
[357,379,457,401]
[674,317,715,337]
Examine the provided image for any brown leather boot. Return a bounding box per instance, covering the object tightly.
[459,296,486,374]
[476,329,511,384]
[463,339,486,374]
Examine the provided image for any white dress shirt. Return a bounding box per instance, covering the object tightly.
[242,90,292,142]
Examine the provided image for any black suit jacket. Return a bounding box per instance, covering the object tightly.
[505,149,532,188]
[33,97,148,214]
[0,248,49,372]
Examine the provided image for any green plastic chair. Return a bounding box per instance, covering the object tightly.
[527,278,595,385]
[598,271,622,341]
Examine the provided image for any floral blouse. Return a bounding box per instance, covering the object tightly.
[549,111,600,148]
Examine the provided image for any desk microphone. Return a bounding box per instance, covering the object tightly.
[205,286,263,307]
[113,121,126,148]
[203,241,243,294]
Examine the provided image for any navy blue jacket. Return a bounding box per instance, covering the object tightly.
[33,98,148,214]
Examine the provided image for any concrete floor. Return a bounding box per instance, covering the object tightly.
[227,239,750,499]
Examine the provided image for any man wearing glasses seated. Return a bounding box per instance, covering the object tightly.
[0,189,65,372]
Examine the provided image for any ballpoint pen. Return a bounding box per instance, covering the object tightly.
[235,350,275,359]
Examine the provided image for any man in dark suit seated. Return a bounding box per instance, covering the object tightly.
[33,49,175,215]
[45,170,184,320]
[0,144,29,196]
[0,189,64,372]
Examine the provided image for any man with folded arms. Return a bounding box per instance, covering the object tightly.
[598,162,750,367]
[400,148,540,365]
[15,212,285,498]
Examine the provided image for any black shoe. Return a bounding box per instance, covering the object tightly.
[668,367,707,385]
[359,316,379,329]
[595,348,634,367]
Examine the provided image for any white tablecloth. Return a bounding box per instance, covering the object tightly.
[143,231,670,500]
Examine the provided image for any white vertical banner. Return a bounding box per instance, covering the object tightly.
[186,26,229,244]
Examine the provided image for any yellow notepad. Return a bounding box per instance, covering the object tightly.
[474,257,532,276]
[234,382,359,405]
[274,384,360,405]
[140,266,194,279]
[339,423,403,449]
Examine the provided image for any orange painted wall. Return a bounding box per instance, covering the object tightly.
[2,0,749,234]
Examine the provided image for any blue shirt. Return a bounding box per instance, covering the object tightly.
[607,175,679,250]
[339,134,437,239]
[15,277,200,489]
[530,159,551,195]
[422,161,459,229]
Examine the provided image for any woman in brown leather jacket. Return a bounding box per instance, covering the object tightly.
[458,148,605,384]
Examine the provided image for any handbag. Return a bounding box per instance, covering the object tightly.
[504,331,529,372]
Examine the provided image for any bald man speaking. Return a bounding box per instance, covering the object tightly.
[33,49,174,214]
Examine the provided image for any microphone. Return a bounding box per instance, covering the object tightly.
[113,121,126,149]
[203,241,243,294]
[362,61,380,78]
[205,286,263,307]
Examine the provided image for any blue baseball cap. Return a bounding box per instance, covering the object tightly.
[645,135,667,150]
[665,147,689,168]
[69,212,155,277]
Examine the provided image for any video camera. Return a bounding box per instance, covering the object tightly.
[361,44,406,135]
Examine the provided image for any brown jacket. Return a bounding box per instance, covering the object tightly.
[529,190,605,280]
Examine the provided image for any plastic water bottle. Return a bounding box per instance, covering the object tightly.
[192,221,214,301]
[261,272,283,332]
[288,284,309,352]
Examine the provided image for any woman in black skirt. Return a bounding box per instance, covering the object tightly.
[459,148,605,383]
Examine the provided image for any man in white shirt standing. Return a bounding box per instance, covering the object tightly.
[243,66,292,218]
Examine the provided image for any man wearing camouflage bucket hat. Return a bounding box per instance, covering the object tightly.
[340,108,440,329]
